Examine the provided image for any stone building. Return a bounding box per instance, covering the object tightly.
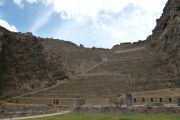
[117,88,180,107]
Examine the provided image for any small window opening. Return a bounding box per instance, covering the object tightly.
[151,98,153,102]
[142,98,145,102]
[169,98,172,103]
[160,98,162,102]
[54,99,59,105]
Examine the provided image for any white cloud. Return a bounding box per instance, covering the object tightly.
[46,0,168,48]
[0,19,18,32]
[13,0,168,48]
[14,0,24,8]
[13,0,38,8]
[43,0,167,20]
[26,0,38,4]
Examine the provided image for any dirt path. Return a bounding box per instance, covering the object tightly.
[0,111,70,120]
[13,80,68,98]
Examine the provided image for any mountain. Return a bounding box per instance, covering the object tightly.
[0,0,179,99]
[0,26,110,97]
[0,0,180,117]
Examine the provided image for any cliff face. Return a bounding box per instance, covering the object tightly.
[85,0,180,92]
[0,28,51,97]
[0,27,110,97]
[148,0,180,87]
[0,0,179,98]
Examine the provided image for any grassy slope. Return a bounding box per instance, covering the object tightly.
[29,112,180,120]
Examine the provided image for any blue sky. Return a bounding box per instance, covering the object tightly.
[0,0,168,48]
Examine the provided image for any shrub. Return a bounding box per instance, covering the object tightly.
[53,70,68,80]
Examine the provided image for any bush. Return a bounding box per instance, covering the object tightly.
[92,46,96,50]
[53,70,68,80]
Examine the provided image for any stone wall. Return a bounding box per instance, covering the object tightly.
[42,39,110,77]
[75,106,180,114]
[0,104,63,119]
[1,0,180,116]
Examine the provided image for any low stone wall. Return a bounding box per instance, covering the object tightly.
[0,104,64,119]
[75,106,180,114]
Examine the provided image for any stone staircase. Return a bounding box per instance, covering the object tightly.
[11,73,129,108]
[8,44,179,112]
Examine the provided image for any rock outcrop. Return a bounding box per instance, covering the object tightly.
[0,27,110,97]
[148,0,180,87]
[0,0,180,108]
[0,0,180,117]
[42,39,110,77]
[0,28,51,97]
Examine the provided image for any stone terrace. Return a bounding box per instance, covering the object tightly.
[9,40,179,110]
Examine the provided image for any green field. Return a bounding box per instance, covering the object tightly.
[29,112,180,120]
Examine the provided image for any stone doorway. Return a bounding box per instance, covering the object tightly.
[126,94,132,106]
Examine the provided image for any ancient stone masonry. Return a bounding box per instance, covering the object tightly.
[42,39,110,77]
[0,0,180,116]
[0,27,110,97]
[117,88,180,107]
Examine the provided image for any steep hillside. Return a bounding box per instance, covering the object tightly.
[0,28,51,97]
[85,0,180,93]
[0,27,110,98]
[42,39,110,77]
[0,0,180,116]
[148,0,180,87]
[0,0,179,103]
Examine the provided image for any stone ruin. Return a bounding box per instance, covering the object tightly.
[0,0,180,118]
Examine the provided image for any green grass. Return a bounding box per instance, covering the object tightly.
[29,112,180,120]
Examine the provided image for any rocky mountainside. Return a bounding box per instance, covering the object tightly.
[0,0,180,99]
[84,0,180,92]
[0,27,110,97]
[0,28,51,97]
[42,39,110,77]
[148,0,180,87]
